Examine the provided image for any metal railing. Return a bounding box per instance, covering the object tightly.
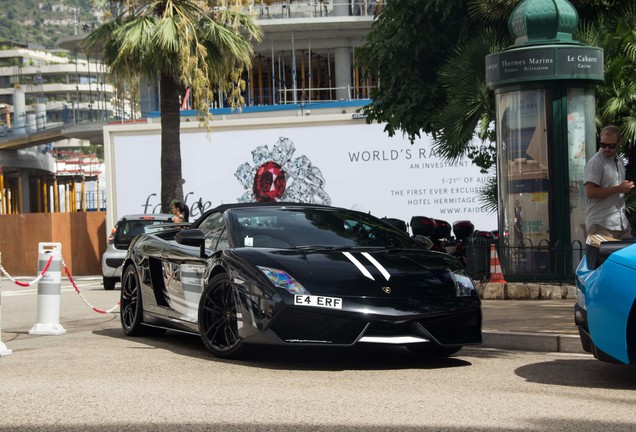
[465,237,585,283]
[80,189,106,212]
[243,1,382,20]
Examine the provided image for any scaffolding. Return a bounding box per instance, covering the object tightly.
[0,149,104,215]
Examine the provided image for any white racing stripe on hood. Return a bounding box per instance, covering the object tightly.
[342,251,392,281]
[361,252,391,281]
[342,251,375,280]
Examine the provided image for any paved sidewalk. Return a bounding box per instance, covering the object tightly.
[481,298,585,354]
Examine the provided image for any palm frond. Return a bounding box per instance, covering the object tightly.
[467,0,519,23]
[479,175,498,213]
[620,114,636,147]
[433,26,508,168]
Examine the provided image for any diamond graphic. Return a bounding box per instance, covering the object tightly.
[234,137,331,204]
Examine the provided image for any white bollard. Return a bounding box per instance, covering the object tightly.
[0,253,13,356]
[29,243,66,336]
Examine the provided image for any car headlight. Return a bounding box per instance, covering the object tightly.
[257,266,309,295]
[452,270,477,297]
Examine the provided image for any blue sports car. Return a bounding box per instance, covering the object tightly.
[575,241,636,365]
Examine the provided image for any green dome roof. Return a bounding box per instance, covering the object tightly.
[509,0,579,45]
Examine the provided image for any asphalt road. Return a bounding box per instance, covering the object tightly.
[1,278,636,432]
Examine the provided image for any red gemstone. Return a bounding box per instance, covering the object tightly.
[253,162,286,201]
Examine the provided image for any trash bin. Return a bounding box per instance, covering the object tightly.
[466,234,492,280]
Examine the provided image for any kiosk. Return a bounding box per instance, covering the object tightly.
[486,0,604,281]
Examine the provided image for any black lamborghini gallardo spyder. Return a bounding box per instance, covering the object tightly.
[120,202,482,358]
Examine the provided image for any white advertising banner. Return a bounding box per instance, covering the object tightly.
[106,116,497,233]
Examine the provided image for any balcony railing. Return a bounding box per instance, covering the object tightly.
[232,1,382,20]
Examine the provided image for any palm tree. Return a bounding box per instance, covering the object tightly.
[85,0,262,212]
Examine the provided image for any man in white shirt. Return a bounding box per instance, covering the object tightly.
[584,125,634,244]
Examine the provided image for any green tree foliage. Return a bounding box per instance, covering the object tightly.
[359,0,635,167]
[85,0,261,212]
[576,2,636,211]
[577,2,636,145]
[0,0,96,49]
[433,27,508,169]
[357,0,636,211]
[356,0,481,143]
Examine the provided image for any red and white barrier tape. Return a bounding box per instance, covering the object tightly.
[0,254,54,287]
[0,255,119,315]
[61,259,120,314]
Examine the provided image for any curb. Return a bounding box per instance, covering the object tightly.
[482,330,586,354]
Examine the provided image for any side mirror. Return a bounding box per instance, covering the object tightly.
[175,229,206,257]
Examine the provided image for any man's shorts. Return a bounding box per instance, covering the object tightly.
[586,224,633,247]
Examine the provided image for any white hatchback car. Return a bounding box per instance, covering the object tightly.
[101,214,174,290]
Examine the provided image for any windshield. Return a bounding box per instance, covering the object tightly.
[115,219,171,246]
[227,206,422,249]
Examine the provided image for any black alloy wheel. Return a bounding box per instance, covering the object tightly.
[198,274,244,358]
[120,265,165,337]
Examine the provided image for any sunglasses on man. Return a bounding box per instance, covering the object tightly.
[600,142,618,149]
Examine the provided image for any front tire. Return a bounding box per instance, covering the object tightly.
[198,274,245,358]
